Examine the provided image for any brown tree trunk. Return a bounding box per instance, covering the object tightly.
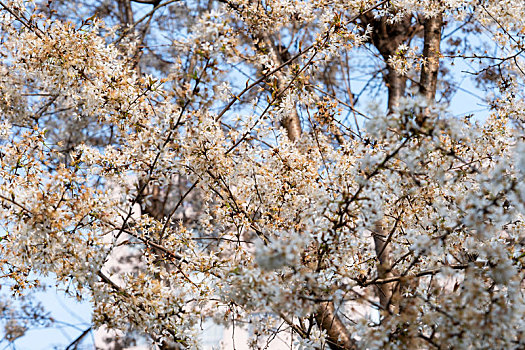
[372,223,396,313]
[363,14,417,110]
[385,70,407,111]
[117,0,133,26]
[315,302,358,350]
[420,14,443,101]
[418,14,443,124]
[362,13,416,314]
[259,33,302,141]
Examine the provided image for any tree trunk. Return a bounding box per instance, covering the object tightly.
[315,302,358,350]
[418,14,443,124]
[373,223,396,313]
[259,33,302,141]
[364,13,415,314]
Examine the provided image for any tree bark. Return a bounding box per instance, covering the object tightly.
[117,0,133,26]
[372,223,396,312]
[419,13,443,124]
[361,13,417,313]
[362,13,417,110]
[315,302,358,350]
[259,33,302,141]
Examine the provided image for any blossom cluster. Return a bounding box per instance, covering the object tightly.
[1,0,525,349]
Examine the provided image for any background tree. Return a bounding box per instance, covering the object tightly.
[1,0,525,349]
